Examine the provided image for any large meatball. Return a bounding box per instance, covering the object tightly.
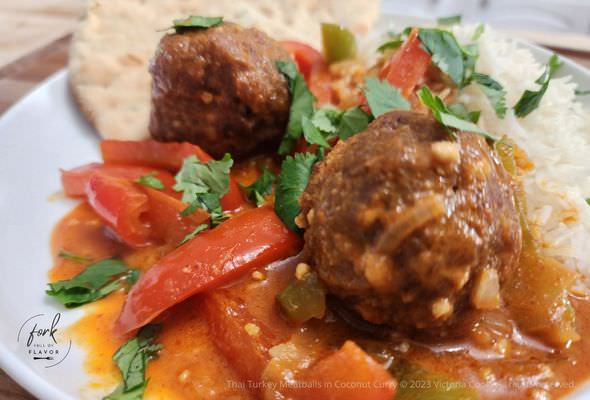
[299,111,522,332]
[149,22,291,158]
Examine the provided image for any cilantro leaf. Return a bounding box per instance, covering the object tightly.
[276,60,316,155]
[448,103,480,123]
[302,116,332,148]
[181,192,227,226]
[575,89,590,96]
[418,28,465,86]
[57,250,92,263]
[275,153,318,232]
[378,28,412,53]
[105,325,162,400]
[437,14,462,25]
[243,166,276,207]
[377,39,403,53]
[471,72,507,118]
[178,224,209,246]
[174,154,232,202]
[363,77,410,118]
[174,153,232,225]
[172,16,223,32]
[417,86,495,141]
[336,107,370,140]
[136,172,164,190]
[47,259,137,308]
[472,24,485,41]
[311,108,342,134]
[461,43,479,83]
[536,54,562,84]
[513,54,563,118]
[586,198,590,206]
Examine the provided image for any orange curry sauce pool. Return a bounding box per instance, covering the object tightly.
[49,162,590,400]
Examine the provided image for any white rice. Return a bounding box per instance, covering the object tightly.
[453,26,590,281]
[364,23,590,281]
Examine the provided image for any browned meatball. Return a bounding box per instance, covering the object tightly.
[149,22,290,158]
[299,111,522,332]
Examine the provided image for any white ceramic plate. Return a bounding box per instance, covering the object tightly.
[0,28,589,400]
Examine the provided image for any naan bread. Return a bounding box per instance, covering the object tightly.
[69,0,380,140]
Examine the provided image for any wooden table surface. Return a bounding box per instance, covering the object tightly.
[0,33,590,400]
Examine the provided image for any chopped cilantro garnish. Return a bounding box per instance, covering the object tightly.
[336,107,370,140]
[471,73,507,118]
[172,16,223,32]
[104,325,162,400]
[513,54,563,118]
[276,60,315,155]
[418,28,465,86]
[310,106,370,142]
[575,89,590,96]
[243,166,276,207]
[586,198,590,207]
[46,259,138,308]
[174,153,232,226]
[181,193,227,226]
[461,43,479,83]
[311,107,341,134]
[136,172,164,190]
[417,86,495,141]
[448,103,480,123]
[363,77,410,117]
[178,224,209,246]
[377,39,403,53]
[472,24,485,41]
[302,115,332,148]
[275,153,318,232]
[437,14,462,25]
[57,250,92,263]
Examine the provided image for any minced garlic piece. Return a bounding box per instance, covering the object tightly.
[431,141,460,164]
[178,369,190,382]
[432,297,453,319]
[471,268,501,310]
[244,323,260,337]
[295,263,311,280]
[251,270,266,281]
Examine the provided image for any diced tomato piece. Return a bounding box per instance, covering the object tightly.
[61,163,177,198]
[116,206,301,334]
[85,175,152,248]
[280,40,333,105]
[100,140,246,212]
[281,41,326,81]
[380,28,432,98]
[295,341,397,400]
[143,188,209,245]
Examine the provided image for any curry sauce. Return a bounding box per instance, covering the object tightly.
[51,202,590,400]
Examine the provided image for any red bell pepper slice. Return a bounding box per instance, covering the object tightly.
[202,259,297,385]
[61,163,177,198]
[380,28,432,98]
[85,174,152,248]
[116,206,301,334]
[101,140,211,171]
[294,341,397,400]
[143,187,209,245]
[280,40,333,105]
[100,140,246,211]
